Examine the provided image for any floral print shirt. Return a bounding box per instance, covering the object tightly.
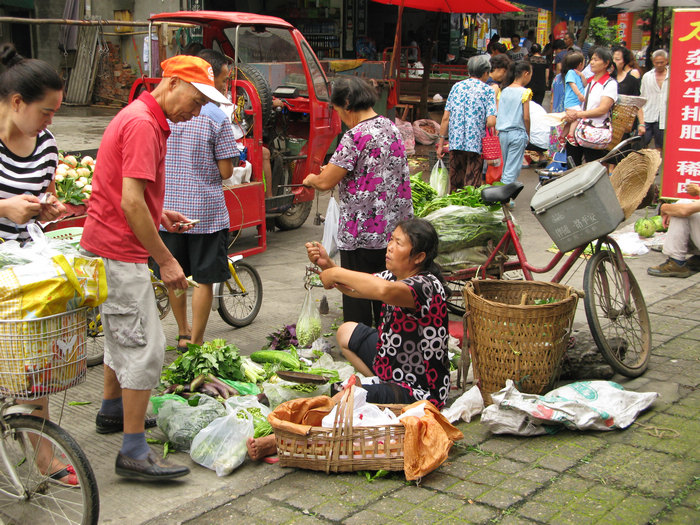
[330,115,413,251]
[372,271,450,409]
[445,77,497,154]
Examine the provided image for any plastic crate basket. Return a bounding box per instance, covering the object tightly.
[0,308,88,400]
[43,227,83,248]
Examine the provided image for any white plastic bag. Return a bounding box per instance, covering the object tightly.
[429,158,449,197]
[190,404,254,476]
[481,380,658,435]
[225,395,272,438]
[157,395,227,451]
[262,379,331,409]
[321,197,340,258]
[441,386,484,423]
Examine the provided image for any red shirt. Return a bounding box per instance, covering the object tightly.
[81,93,170,263]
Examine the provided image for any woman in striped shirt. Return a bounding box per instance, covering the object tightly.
[0,43,65,240]
[0,43,74,486]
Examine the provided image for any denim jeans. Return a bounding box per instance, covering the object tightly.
[498,129,529,184]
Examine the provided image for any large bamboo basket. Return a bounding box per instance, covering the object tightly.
[463,280,578,405]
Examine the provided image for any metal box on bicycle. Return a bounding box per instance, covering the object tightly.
[530,162,624,253]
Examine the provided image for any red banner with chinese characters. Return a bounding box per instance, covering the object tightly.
[662,9,700,199]
[616,13,633,47]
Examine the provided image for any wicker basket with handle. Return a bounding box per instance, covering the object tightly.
[607,95,646,150]
[463,280,579,405]
[270,386,406,473]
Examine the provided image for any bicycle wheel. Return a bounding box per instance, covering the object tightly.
[444,279,468,316]
[583,250,651,377]
[215,261,263,327]
[85,308,104,367]
[0,415,99,525]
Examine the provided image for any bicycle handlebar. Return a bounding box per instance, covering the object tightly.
[598,135,642,164]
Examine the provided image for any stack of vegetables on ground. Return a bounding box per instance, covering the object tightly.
[410,174,517,270]
[151,332,353,472]
[54,152,95,205]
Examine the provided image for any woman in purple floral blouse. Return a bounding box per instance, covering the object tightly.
[303,76,413,326]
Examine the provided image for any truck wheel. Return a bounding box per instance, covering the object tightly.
[275,201,312,230]
[234,63,273,126]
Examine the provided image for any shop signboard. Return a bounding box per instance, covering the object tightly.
[662,9,700,199]
[537,9,550,46]
[617,13,632,46]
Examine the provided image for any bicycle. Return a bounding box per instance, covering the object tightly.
[443,138,652,378]
[0,309,99,524]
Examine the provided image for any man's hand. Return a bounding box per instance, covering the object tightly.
[38,194,66,222]
[161,209,195,233]
[158,257,188,290]
[1,194,42,224]
[686,183,700,197]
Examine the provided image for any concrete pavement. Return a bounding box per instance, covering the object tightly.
[42,111,700,524]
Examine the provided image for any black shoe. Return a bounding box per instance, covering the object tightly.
[115,450,190,480]
[96,413,158,434]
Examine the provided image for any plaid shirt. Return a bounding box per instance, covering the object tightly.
[162,103,238,234]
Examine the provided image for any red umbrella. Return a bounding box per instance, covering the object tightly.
[372,0,521,14]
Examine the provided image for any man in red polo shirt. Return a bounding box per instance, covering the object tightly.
[81,55,230,480]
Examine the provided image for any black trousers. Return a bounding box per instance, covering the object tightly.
[566,142,608,168]
[339,248,386,326]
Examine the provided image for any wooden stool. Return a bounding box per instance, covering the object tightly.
[394,103,414,122]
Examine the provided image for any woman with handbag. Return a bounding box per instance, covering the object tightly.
[564,47,618,166]
[437,54,497,190]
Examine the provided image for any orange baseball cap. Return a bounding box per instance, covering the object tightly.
[160,55,230,105]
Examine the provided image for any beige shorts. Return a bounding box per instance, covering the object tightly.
[100,258,166,390]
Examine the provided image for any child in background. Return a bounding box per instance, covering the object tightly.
[562,52,587,141]
[551,72,565,112]
[496,61,532,204]
[563,52,587,110]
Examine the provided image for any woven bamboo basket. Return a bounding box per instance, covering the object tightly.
[271,388,406,473]
[463,280,579,405]
[607,95,646,151]
[610,149,662,219]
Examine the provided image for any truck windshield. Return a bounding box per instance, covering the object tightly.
[225,26,309,96]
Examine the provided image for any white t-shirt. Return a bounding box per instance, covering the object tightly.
[584,76,617,126]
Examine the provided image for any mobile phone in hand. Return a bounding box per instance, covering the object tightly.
[178,219,200,226]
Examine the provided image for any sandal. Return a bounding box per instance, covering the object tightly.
[176,334,191,352]
[48,465,80,488]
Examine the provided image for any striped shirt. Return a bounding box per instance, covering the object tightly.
[0,130,57,241]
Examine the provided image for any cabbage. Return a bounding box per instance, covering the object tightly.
[634,217,656,238]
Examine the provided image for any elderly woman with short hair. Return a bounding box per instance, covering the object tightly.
[437,54,497,190]
[303,76,413,328]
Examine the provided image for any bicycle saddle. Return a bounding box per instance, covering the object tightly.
[480,181,524,204]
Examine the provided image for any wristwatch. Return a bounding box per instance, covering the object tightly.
[439,134,448,139]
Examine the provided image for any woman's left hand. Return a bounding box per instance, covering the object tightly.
[38,194,66,222]
[565,108,580,122]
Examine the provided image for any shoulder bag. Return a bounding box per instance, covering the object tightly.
[573,77,613,150]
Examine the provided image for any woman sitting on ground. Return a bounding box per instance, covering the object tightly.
[247,218,450,461]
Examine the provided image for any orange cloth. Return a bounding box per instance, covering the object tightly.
[267,396,335,436]
[400,401,464,481]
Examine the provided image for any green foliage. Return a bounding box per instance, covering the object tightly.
[161,339,244,385]
[588,17,620,47]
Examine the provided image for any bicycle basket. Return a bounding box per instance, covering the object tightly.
[0,308,87,400]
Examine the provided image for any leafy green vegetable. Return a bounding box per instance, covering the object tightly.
[424,205,512,254]
[410,173,436,215]
[533,298,558,305]
[161,338,244,385]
